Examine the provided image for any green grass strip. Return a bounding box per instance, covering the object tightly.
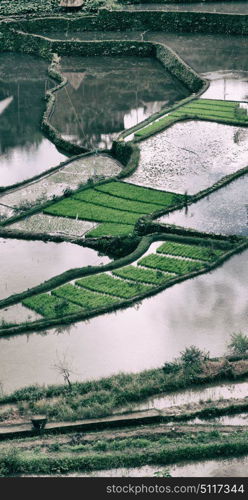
[76,273,151,299]
[112,265,174,285]
[23,294,82,319]
[135,99,246,138]
[73,188,165,214]
[95,181,183,206]
[44,198,140,225]
[199,99,237,106]
[52,284,120,309]
[157,241,224,262]
[138,254,205,275]
[135,113,180,137]
[86,223,134,238]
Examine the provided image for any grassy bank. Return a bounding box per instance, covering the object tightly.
[1,427,248,476]
[1,355,248,423]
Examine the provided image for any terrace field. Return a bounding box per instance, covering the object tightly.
[0,0,247,480]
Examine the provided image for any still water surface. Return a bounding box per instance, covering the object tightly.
[0,250,246,394]
[0,238,109,300]
[159,174,248,236]
[50,56,190,150]
[0,53,66,186]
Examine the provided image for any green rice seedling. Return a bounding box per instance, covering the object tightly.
[23,294,82,318]
[52,284,120,309]
[73,188,165,214]
[112,265,174,285]
[95,181,183,206]
[136,99,247,138]
[138,254,205,275]
[86,223,134,238]
[157,241,224,262]
[44,199,140,225]
[76,273,151,299]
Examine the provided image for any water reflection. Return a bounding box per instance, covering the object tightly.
[0,250,247,394]
[0,238,109,300]
[129,381,248,413]
[130,122,248,194]
[125,2,248,14]
[202,71,248,102]
[50,56,190,150]
[0,53,66,186]
[147,33,248,74]
[159,175,248,236]
[69,455,248,477]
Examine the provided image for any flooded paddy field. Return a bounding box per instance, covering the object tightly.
[0,249,246,394]
[128,122,248,194]
[126,381,248,413]
[67,455,248,477]
[159,174,248,236]
[9,213,95,238]
[50,56,190,150]
[0,53,66,187]
[0,238,109,301]
[0,6,248,478]
[0,154,121,217]
[30,32,248,77]
[123,2,248,14]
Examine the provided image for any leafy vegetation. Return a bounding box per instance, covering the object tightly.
[73,188,165,214]
[180,346,209,378]
[52,284,120,309]
[76,273,151,298]
[95,181,183,206]
[138,254,205,275]
[113,265,173,285]
[23,294,82,318]
[157,241,224,262]
[0,0,58,16]
[1,429,248,476]
[86,223,134,237]
[228,332,248,355]
[44,199,140,225]
[135,99,248,138]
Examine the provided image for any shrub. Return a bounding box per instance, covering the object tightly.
[228,332,248,355]
[180,346,209,376]
[162,362,181,375]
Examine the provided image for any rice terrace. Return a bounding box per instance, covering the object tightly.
[0,0,248,481]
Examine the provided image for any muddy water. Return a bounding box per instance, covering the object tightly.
[0,238,110,301]
[0,249,246,394]
[63,455,248,477]
[189,413,248,426]
[50,56,190,150]
[124,2,248,14]
[129,122,248,194]
[159,174,248,236]
[127,381,248,413]
[0,53,66,186]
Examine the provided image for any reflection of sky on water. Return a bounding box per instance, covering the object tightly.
[202,71,248,102]
[159,175,248,236]
[129,121,248,194]
[0,238,109,300]
[0,53,66,186]
[0,250,247,394]
[0,139,65,186]
[49,455,248,477]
